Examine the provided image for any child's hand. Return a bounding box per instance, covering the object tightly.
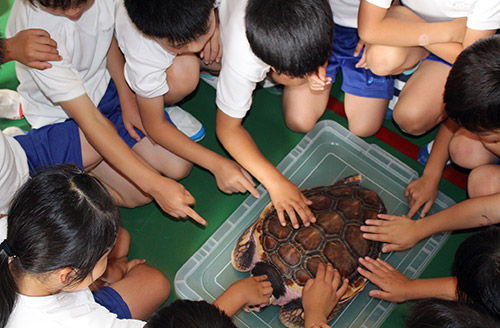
[5,29,62,69]
[100,257,145,285]
[307,63,331,91]
[151,178,206,226]
[357,257,412,303]
[302,263,348,328]
[211,159,259,197]
[354,40,368,69]
[405,175,439,218]
[120,93,149,142]
[267,177,315,229]
[200,19,222,65]
[234,275,274,308]
[361,214,420,252]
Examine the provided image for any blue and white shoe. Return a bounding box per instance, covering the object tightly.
[418,140,451,166]
[165,106,205,142]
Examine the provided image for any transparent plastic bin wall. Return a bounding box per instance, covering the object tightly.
[175,120,454,328]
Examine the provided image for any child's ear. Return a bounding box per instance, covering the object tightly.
[57,267,76,285]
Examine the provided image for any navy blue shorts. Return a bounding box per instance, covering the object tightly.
[15,80,144,173]
[93,286,132,319]
[326,24,394,99]
[424,53,452,67]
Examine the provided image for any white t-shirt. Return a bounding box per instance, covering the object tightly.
[114,0,176,99]
[365,0,500,30]
[331,0,360,28]
[6,288,145,328]
[6,0,115,129]
[0,132,28,227]
[216,0,271,119]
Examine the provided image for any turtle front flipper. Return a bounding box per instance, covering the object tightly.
[231,222,258,272]
[279,298,304,328]
[333,174,362,186]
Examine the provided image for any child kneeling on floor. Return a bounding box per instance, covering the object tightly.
[0,165,169,328]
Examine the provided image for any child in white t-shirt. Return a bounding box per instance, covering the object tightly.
[357,0,500,136]
[0,165,169,328]
[6,0,207,225]
[114,0,258,198]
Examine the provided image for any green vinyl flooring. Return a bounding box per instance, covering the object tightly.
[0,2,473,326]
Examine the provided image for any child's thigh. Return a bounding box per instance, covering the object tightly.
[468,164,500,198]
[344,94,389,137]
[449,128,499,169]
[164,54,201,104]
[393,60,451,135]
[132,137,193,180]
[281,83,331,133]
[365,44,428,76]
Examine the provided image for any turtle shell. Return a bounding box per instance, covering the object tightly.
[251,177,385,303]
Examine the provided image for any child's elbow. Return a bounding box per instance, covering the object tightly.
[357,25,376,44]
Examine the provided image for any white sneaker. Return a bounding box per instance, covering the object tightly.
[2,126,27,137]
[165,106,205,142]
[0,89,23,120]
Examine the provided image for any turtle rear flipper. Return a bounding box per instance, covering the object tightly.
[279,298,304,328]
[231,222,258,272]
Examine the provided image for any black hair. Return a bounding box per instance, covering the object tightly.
[444,35,500,133]
[124,0,215,47]
[245,0,333,78]
[29,0,89,10]
[407,299,500,328]
[145,300,236,328]
[0,36,5,66]
[0,164,120,328]
[454,227,500,319]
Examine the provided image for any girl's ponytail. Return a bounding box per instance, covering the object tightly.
[0,240,17,328]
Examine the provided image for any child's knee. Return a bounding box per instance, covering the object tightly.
[393,109,429,136]
[284,115,317,133]
[467,166,500,198]
[347,120,381,137]
[366,46,406,76]
[167,161,193,180]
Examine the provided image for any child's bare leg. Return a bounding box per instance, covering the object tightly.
[281,82,331,133]
[163,54,200,105]
[344,94,389,137]
[449,128,499,169]
[393,60,451,135]
[132,137,193,180]
[110,264,170,320]
[468,165,500,198]
[365,44,428,76]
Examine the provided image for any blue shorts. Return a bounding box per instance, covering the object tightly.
[424,53,452,67]
[93,286,132,319]
[15,80,144,173]
[326,24,394,99]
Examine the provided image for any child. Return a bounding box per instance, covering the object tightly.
[215,0,334,229]
[114,0,259,198]
[360,36,500,251]
[145,263,348,328]
[357,0,500,136]
[0,165,170,327]
[357,227,500,319]
[407,299,500,328]
[6,0,206,225]
[311,0,394,138]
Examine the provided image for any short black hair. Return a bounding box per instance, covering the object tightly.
[444,35,500,133]
[454,227,500,318]
[30,0,88,10]
[145,300,236,328]
[124,0,215,47]
[245,0,333,77]
[407,299,500,328]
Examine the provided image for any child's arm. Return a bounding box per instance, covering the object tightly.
[302,263,349,328]
[60,95,206,225]
[405,119,458,218]
[2,29,61,69]
[358,257,457,302]
[106,37,147,142]
[216,109,315,229]
[362,192,500,252]
[213,275,273,317]
[136,95,259,197]
[357,1,465,47]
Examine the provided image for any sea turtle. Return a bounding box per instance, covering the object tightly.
[231,175,385,328]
